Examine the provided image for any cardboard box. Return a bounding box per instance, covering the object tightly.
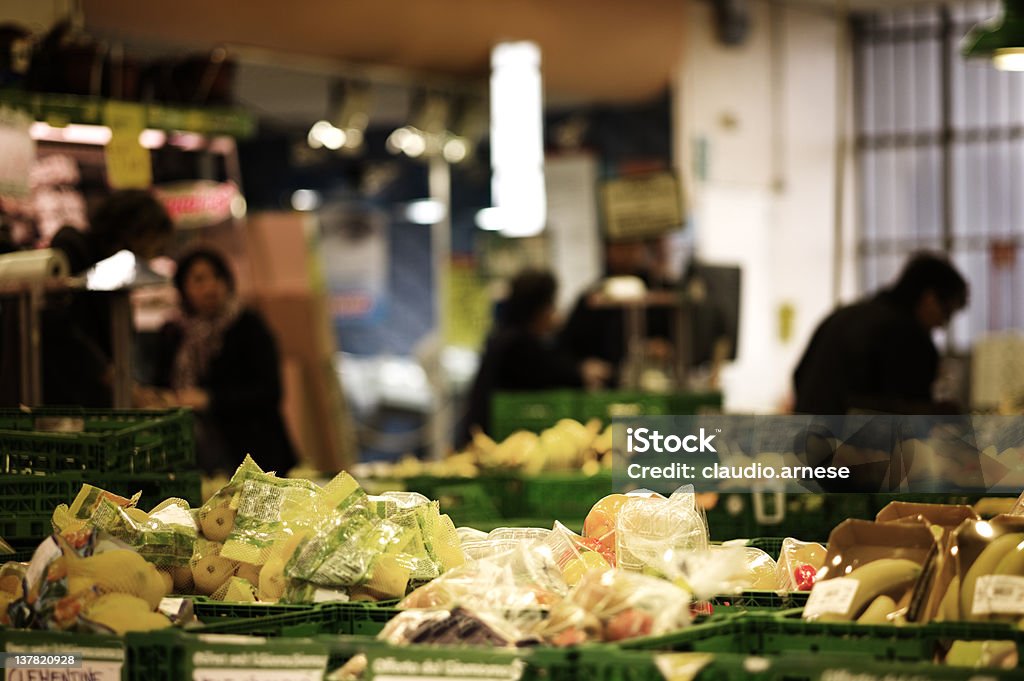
[804,519,936,622]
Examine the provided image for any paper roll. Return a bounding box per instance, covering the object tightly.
[0,248,70,283]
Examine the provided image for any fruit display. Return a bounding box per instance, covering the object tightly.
[2,532,174,634]
[394,518,694,647]
[363,418,613,479]
[2,435,1024,679]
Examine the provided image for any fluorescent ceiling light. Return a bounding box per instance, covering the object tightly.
[405,199,447,225]
[490,41,546,238]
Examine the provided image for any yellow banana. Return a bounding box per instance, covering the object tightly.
[960,532,1024,621]
[856,595,897,624]
[993,538,1024,576]
[985,536,1024,622]
[819,558,922,622]
[936,575,960,621]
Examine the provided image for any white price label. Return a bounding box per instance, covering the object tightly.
[5,660,121,681]
[803,578,859,619]
[193,670,323,681]
[159,597,186,618]
[972,575,1024,616]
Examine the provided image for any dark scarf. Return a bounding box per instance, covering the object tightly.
[171,298,243,390]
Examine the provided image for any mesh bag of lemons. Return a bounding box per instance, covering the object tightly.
[0,455,467,634]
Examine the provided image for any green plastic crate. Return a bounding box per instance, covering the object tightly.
[328,635,575,681]
[399,473,525,523]
[704,493,875,542]
[623,611,1024,668]
[666,392,724,415]
[125,628,329,681]
[0,471,202,546]
[491,390,578,440]
[577,390,672,422]
[706,590,809,616]
[96,471,203,508]
[575,645,1023,681]
[189,597,316,623]
[521,472,613,520]
[0,474,80,517]
[0,408,194,474]
[189,600,401,637]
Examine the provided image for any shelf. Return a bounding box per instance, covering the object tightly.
[0,89,256,138]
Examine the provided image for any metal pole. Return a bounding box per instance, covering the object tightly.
[18,286,43,406]
[109,291,133,408]
[428,156,452,460]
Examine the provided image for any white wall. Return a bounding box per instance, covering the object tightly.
[677,0,857,413]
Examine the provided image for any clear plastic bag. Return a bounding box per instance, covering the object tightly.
[615,487,709,575]
[536,569,692,644]
[776,538,827,591]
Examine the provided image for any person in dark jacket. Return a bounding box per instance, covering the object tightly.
[458,269,611,447]
[793,253,968,415]
[33,190,173,407]
[559,239,674,386]
[150,247,297,475]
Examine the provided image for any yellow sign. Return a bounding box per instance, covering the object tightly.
[445,261,491,349]
[104,101,151,189]
[779,302,795,343]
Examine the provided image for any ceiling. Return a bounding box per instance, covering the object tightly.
[80,0,960,106]
[81,0,689,104]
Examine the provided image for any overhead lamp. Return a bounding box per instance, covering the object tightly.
[307,81,373,152]
[291,189,322,212]
[962,0,1024,71]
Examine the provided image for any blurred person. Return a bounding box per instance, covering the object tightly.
[49,188,172,274]
[0,190,174,407]
[458,269,611,448]
[793,252,969,415]
[146,247,297,475]
[559,238,674,385]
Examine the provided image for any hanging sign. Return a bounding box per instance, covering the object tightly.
[104,100,151,189]
[600,171,683,240]
[0,105,34,199]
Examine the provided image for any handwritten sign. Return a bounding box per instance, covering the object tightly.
[0,106,34,199]
[600,171,683,240]
[104,101,151,189]
[192,670,324,681]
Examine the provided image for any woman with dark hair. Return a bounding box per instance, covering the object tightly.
[50,189,173,275]
[457,269,611,447]
[149,247,297,475]
[793,252,969,415]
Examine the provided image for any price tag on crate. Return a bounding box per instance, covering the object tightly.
[191,648,328,681]
[802,577,859,619]
[368,654,526,681]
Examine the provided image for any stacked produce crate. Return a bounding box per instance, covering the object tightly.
[0,408,201,554]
